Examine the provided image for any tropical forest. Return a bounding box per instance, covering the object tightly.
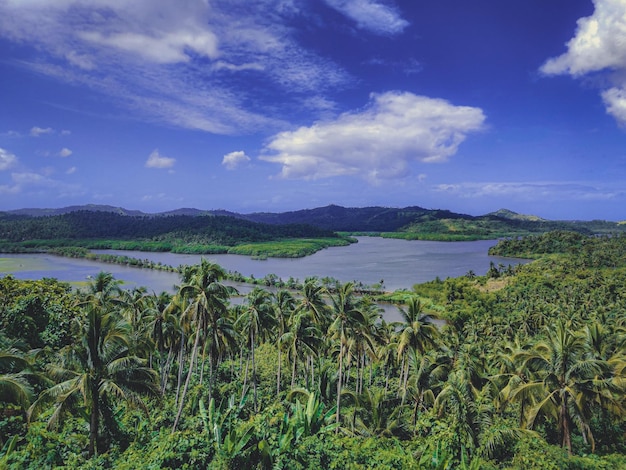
[1,229,626,469]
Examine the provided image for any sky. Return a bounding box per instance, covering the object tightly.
[1,0,626,220]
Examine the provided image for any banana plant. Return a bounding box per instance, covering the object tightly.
[199,395,254,460]
[288,388,338,440]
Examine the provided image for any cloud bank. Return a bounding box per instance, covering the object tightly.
[261,91,485,181]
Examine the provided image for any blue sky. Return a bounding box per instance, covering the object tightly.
[1,0,625,220]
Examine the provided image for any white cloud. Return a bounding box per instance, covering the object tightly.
[58,147,73,157]
[261,91,485,182]
[79,28,219,64]
[541,0,626,76]
[0,0,350,134]
[222,150,251,170]
[60,129,72,136]
[12,172,45,185]
[6,171,84,197]
[435,181,623,201]
[540,0,626,127]
[324,0,409,35]
[0,184,20,195]
[2,130,22,137]
[30,126,53,137]
[0,148,18,170]
[66,166,77,174]
[145,149,176,169]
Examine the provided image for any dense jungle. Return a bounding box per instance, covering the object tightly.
[1,230,625,469]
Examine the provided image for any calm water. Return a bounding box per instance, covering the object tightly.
[1,237,523,293]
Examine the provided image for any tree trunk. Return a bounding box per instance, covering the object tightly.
[251,330,258,413]
[336,341,343,432]
[172,325,201,432]
[277,339,282,395]
[241,354,250,403]
[561,401,573,456]
[175,331,185,407]
[291,344,298,389]
[89,384,99,457]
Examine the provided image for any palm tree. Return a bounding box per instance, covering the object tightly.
[328,282,369,430]
[28,300,160,457]
[396,297,438,401]
[282,308,322,390]
[235,287,276,412]
[273,289,295,395]
[341,385,404,438]
[509,321,617,455]
[172,259,233,431]
[296,278,329,331]
[0,346,33,409]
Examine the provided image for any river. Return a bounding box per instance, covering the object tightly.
[1,237,524,294]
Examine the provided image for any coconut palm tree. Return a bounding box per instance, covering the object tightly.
[282,308,322,390]
[328,282,369,430]
[172,259,234,431]
[296,278,329,331]
[396,297,439,401]
[28,300,160,457]
[273,289,295,395]
[0,346,33,409]
[235,287,276,412]
[509,321,617,455]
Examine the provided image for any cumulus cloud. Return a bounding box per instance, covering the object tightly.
[261,91,485,182]
[0,148,18,170]
[145,149,176,169]
[324,0,409,35]
[540,0,626,76]
[66,166,77,174]
[30,126,53,137]
[222,150,251,170]
[541,0,626,127]
[58,147,73,157]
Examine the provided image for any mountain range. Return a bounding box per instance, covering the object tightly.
[2,203,622,237]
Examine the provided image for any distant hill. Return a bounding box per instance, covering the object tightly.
[6,204,146,217]
[2,203,624,240]
[486,208,545,222]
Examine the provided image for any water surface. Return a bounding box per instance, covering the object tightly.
[1,237,523,293]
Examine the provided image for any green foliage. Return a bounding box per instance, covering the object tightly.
[0,276,78,349]
[1,231,626,468]
[226,237,353,258]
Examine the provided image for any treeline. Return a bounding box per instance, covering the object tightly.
[1,232,625,468]
[0,211,338,246]
[489,230,626,267]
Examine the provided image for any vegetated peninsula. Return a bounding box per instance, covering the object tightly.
[0,203,623,258]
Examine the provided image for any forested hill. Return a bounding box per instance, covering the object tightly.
[0,210,336,246]
[2,203,624,239]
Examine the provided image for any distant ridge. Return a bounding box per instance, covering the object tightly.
[6,204,146,217]
[2,203,623,236]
